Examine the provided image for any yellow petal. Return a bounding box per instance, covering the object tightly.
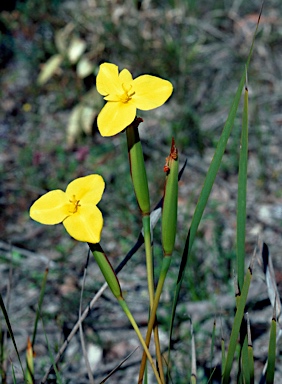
[66,174,105,203]
[132,75,173,110]
[96,63,121,96]
[63,205,103,243]
[82,189,105,206]
[30,190,70,224]
[97,101,136,136]
[119,68,133,84]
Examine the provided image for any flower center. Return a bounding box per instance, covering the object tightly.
[69,195,81,214]
[119,83,135,103]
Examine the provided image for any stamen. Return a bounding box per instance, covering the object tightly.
[69,195,81,213]
[119,83,135,103]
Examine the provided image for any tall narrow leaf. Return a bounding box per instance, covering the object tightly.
[0,294,24,378]
[167,10,262,378]
[42,318,63,384]
[237,83,249,291]
[241,332,250,384]
[236,83,249,383]
[222,258,254,384]
[190,321,197,384]
[246,313,255,384]
[209,319,217,382]
[266,314,277,384]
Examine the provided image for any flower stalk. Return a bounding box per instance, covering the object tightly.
[138,139,179,383]
[126,119,166,381]
[126,119,153,301]
[88,243,162,384]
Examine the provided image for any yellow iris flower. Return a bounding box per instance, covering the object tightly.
[96,62,173,136]
[29,174,105,243]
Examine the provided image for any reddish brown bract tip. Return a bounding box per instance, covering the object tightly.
[163,137,178,173]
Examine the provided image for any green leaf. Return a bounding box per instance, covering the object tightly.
[237,83,249,291]
[246,313,255,384]
[266,316,277,384]
[166,11,261,379]
[0,294,24,378]
[162,138,179,256]
[222,261,253,384]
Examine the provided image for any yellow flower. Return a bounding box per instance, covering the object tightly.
[29,175,105,243]
[96,62,173,136]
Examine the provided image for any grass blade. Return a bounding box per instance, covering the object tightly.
[221,256,254,384]
[241,329,250,384]
[221,341,225,382]
[11,362,17,384]
[236,81,249,384]
[266,312,277,384]
[208,319,217,382]
[0,294,24,378]
[42,318,63,384]
[187,1,262,255]
[190,321,197,384]
[100,347,138,383]
[237,82,249,291]
[261,243,281,321]
[167,9,262,379]
[246,313,255,384]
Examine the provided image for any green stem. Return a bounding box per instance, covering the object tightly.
[143,215,165,382]
[142,214,155,309]
[126,120,150,215]
[89,243,162,382]
[138,257,171,383]
[126,120,155,306]
[118,298,162,384]
[126,120,165,382]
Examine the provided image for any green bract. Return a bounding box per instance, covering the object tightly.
[162,139,179,256]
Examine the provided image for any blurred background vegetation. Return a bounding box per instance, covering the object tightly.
[1,0,282,382]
